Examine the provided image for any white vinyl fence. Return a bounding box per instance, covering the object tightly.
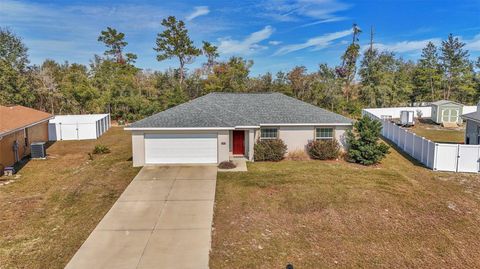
[49,114,111,141]
[363,108,480,173]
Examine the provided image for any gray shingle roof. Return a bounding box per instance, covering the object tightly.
[130,92,353,128]
[431,100,463,106]
[462,111,480,122]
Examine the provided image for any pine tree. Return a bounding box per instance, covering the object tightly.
[413,42,442,101]
[98,27,132,64]
[346,116,389,165]
[154,16,201,87]
[440,34,472,100]
[202,41,219,74]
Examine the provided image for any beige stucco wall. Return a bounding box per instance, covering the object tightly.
[334,126,349,149]
[278,126,315,152]
[129,125,350,166]
[270,125,350,153]
[130,130,230,167]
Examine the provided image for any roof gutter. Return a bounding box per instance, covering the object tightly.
[0,117,53,138]
[124,127,235,131]
[259,123,353,126]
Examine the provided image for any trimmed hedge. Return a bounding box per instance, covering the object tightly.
[218,161,236,169]
[307,139,340,160]
[254,139,287,161]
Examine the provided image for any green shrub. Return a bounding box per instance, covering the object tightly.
[254,139,287,161]
[346,116,389,165]
[307,139,340,160]
[92,144,111,154]
[218,161,236,169]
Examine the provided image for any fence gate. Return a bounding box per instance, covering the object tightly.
[59,123,79,140]
[457,145,480,173]
[434,144,458,172]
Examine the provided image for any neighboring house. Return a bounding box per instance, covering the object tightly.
[431,100,463,124]
[0,106,53,168]
[125,92,353,166]
[462,102,480,145]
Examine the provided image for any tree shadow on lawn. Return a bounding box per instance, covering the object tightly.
[381,138,429,169]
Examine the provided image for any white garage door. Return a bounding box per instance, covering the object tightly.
[144,133,217,164]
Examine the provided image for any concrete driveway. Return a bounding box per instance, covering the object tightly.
[65,165,217,269]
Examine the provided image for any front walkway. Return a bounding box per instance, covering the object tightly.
[65,166,217,269]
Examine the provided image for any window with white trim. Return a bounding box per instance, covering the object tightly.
[316,127,334,140]
[260,128,278,139]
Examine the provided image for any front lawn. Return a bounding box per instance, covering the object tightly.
[0,127,139,268]
[211,148,480,268]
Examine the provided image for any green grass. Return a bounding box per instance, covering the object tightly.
[0,127,140,268]
[410,121,465,143]
[1,127,479,268]
[210,150,480,268]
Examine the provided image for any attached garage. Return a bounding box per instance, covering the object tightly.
[144,133,218,164]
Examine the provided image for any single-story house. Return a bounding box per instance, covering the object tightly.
[125,92,353,166]
[0,105,53,168]
[431,100,463,124]
[462,102,480,145]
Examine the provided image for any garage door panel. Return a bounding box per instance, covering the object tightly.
[145,133,217,164]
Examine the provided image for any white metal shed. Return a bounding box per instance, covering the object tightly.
[48,114,111,141]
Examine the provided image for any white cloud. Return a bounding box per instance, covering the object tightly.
[368,34,480,55]
[269,40,282,45]
[299,17,346,28]
[218,26,275,55]
[464,34,480,51]
[186,6,210,21]
[260,0,350,23]
[275,29,352,55]
[373,38,441,53]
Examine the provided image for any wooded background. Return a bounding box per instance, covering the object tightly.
[1,17,479,121]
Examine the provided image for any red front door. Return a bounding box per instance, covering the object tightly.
[232,131,245,155]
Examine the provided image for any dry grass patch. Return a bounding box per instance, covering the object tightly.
[0,127,139,268]
[409,120,465,143]
[285,150,310,161]
[211,147,480,268]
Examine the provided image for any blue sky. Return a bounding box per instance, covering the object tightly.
[1,0,480,75]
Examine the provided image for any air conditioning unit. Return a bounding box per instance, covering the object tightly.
[31,142,46,159]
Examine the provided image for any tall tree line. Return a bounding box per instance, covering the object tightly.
[1,21,480,121]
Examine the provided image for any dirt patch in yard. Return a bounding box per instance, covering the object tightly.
[210,150,480,268]
[0,127,139,268]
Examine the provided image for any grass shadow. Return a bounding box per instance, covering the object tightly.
[381,138,429,169]
[13,156,31,173]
